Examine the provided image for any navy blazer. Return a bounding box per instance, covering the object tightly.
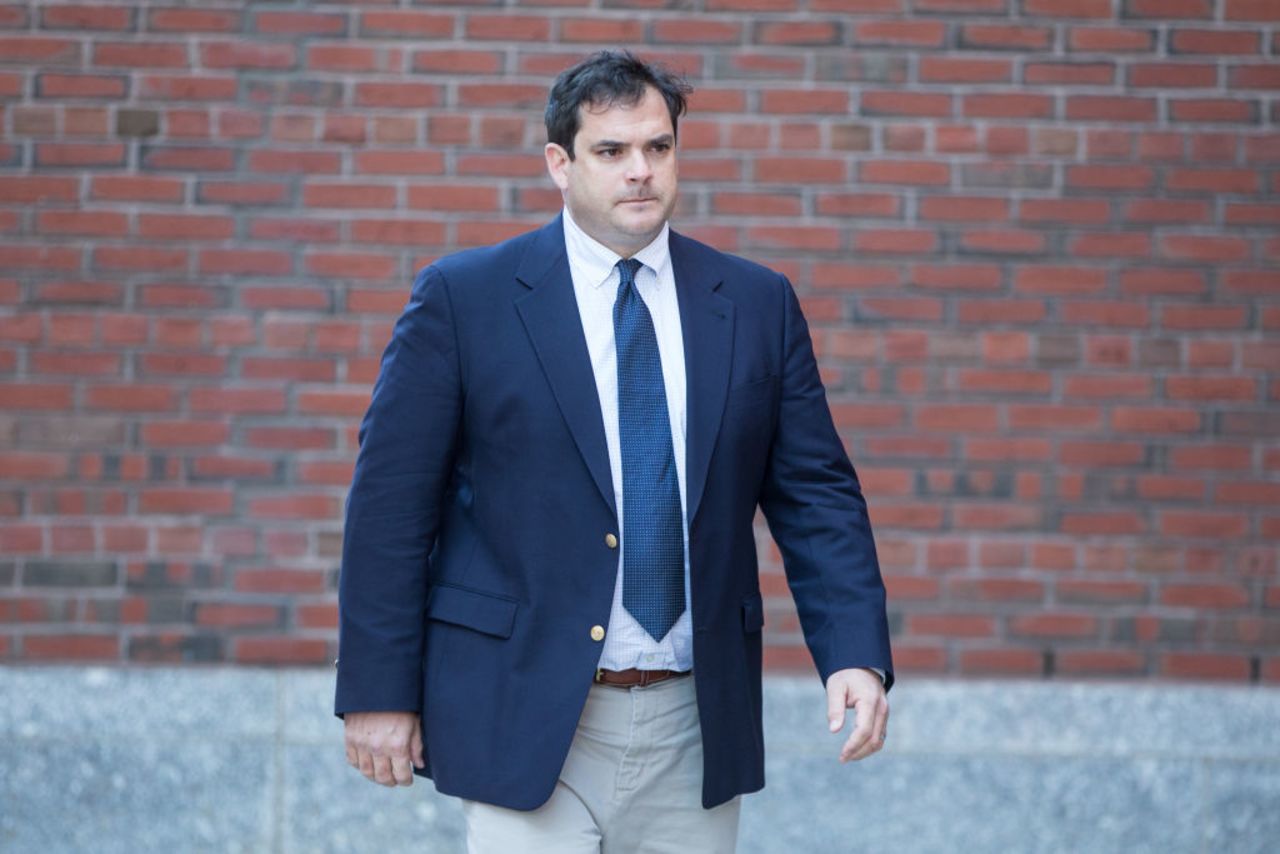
[335,214,893,810]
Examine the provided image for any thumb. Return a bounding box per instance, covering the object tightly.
[826,679,847,733]
[411,720,425,768]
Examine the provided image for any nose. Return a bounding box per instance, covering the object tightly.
[624,148,651,183]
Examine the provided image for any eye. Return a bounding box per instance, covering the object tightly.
[650,142,671,153]
[598,147,620,158]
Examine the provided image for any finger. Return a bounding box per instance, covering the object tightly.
[840,701,875,762]
[846,698,887,762]
[372,752,396,787]
[826,680,848,733]
[357,748,375,781]
[345,744,358,768]
[875,698,890,746]
[391,753,414,786]
[411,723,425,769]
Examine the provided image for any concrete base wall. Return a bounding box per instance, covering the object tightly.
[1,667,1276,853]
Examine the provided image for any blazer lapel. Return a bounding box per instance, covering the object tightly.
[514,214,618,519]
[670,230,733,528]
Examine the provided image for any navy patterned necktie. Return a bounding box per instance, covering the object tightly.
[613,257,684,642]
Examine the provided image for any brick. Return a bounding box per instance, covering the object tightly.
[137,488,233,515]
[960,25,1052,51]
[861,91,950,117]
[254,11,346,36]
[1224,0,1279,19]
[1160,652,1250,681]
[360,11,454,39]
[1159,511,1249,538]
[1009,613,1098,638]
[140,421,230,448]
[1124,0,1213,16]
[148,8,240,32]
[465,15,548,41]
[136,214,233,241]
[413,50,503,75]
[30,352,122,376]
[36,143,126,168]
[1057,650,1146,675]
[234,568,326,594]
[1161,583,1251,610]
[296,390,371,417]
[855,20,947,47]
[138,353,228,377]
[921,57,1013,83]
[1111,408,1200,437]
[1068,96,1159,123]
[1170,28,1261,54]
[1056,579,1148,604]
[958,647,1042,675]
[198,248,291,277]
[25,561,117,587]
[295,603,339,630]
[560,18,644,42]
[234,636,328,665]
[1068,27,1155,52]
[947,577,1044,601]
[91,176,184,203]
[139,75,237,101]
[860,160,949,186]
[755,20,841,45]
[94,41,187,68]
[142,145,235,172]
[37,73,127,99]
[246,150,340,175]
[189,388,287,414]
[194,603,284,629]
[652,19,741,44]
[355,151,447,176]
[201,42,296,70]
[0,37,81,63]
[24,634,118,661]
[1169,98,1258,123]
[965,93,1055,119]
[1172,376,1259,402]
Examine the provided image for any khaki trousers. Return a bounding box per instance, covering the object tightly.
[462,672,742,853]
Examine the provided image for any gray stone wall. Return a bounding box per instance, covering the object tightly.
[1,667,1275,853]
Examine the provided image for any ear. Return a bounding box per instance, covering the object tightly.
[544,142,571,191]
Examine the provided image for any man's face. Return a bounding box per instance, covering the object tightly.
[545,85,678,258]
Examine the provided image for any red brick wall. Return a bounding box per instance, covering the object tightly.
[1,1,1276,680]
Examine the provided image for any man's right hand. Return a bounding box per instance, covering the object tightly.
[344,711,425,787]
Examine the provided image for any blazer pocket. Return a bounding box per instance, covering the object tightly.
[725,374,777,410]
[741,591,764,633]
[427,583,518,639]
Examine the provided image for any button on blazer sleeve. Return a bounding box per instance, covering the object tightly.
[335,264,463,717]
[757,274,894,691]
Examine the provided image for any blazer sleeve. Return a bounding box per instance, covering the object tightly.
[757,274,895,692]
[334,264,463,717]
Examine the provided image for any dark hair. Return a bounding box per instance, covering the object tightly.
[545,50,693,160]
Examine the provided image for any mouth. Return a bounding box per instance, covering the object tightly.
[619,197,656,205]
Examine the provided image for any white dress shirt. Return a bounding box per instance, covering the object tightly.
[561,207,885,684]
[562,206,693,672]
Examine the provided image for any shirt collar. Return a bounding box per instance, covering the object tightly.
[562,205,670,290]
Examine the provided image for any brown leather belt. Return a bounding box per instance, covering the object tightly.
[594,667,691,688]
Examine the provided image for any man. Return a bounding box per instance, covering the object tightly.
[336,51,894,852]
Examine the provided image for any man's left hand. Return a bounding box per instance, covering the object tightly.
[825,667,888,763]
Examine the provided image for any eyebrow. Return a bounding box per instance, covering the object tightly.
[591,133,675,149]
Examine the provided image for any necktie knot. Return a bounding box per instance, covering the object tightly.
[616,258,642,287]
